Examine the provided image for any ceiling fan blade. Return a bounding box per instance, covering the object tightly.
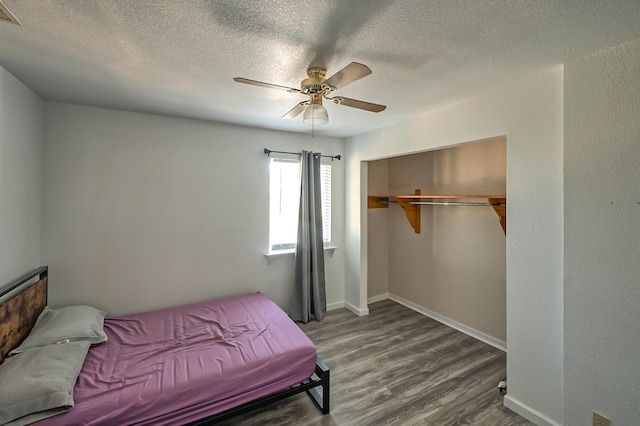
[282,101,308,119]
[334,97,386,113]
[233,77,301,93]
[324,62,372,90]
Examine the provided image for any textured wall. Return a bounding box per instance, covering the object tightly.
[564,38,640,426]
[41,103,346,316]
[0,67,43,288]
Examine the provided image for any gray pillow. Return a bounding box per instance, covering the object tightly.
[0,341,91,425]
[9,305,107,355]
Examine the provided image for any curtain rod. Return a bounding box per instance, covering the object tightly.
[264,148,341,161]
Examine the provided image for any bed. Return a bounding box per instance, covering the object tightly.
[0,267,329,425]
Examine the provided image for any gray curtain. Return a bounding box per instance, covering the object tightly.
[290,151,327,323]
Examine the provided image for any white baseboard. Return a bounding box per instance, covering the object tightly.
[388,293,507,352]
[345,301,369,316]
[326,301,345,311]
[367,292,390,304]
[503,395,562,426]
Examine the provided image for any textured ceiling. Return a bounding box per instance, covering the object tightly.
[1,0,639,137]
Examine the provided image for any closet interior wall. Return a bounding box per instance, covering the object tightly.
[367,137,507,343]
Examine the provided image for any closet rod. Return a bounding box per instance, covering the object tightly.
[264,148,341,161]
[408,201,506,207]
[375,200,505,207]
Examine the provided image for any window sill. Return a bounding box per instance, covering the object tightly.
[264,246,337,264]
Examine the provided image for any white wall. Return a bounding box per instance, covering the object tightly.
[366,159,389,299]
[346,69,564,424]
[0,66,43,287]
[564,38,640,426]
[42,103,345,316]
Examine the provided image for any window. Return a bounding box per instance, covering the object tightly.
[269,157,331,252]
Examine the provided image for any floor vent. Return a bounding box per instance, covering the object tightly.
[0,0,21,25]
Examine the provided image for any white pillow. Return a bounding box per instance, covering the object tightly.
[0,341,91,425]
[9,305,107,355]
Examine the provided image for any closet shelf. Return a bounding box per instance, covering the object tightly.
[368,190,506,235]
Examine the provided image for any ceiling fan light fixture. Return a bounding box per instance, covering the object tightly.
[302,103,329,125]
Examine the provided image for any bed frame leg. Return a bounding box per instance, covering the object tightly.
[306,356,330,414]
[187,356,330,425]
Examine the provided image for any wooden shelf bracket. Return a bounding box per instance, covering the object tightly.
[396,189,421,233]
[488,197,507,234]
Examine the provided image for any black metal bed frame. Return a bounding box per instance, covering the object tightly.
[186,356,330,425]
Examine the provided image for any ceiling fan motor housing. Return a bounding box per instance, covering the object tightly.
[301,67,328,94]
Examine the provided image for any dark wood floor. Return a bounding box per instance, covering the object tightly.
[221,299,534,426]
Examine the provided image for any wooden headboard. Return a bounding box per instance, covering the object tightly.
[0,266,48,362]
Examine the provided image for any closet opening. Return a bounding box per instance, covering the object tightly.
[366,136,507,349]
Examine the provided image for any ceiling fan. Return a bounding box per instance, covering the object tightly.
[233,62,386,125]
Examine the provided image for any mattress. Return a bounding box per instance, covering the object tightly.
[35,292,317,426]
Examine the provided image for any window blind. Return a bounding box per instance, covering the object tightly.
[269,158,331,251]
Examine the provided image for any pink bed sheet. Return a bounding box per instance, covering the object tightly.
[36,292,317,425]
